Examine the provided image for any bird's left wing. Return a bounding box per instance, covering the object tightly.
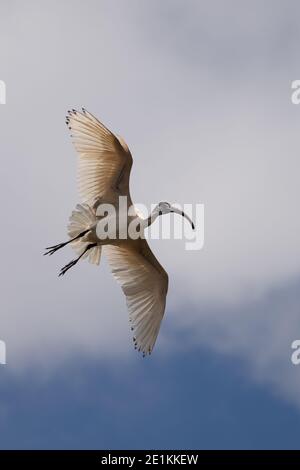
[66,108,133,205]
[103,240,169,356]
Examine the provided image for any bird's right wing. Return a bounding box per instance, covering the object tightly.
[66,108,133,205]
[103,240,169,356]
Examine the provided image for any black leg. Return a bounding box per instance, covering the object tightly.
[59,243,97,277]
[44,229,90,256]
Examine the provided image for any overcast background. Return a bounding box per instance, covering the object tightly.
[1,0,300,449]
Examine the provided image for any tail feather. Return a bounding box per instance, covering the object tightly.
[68,204,95,238]
[68,204,101,265]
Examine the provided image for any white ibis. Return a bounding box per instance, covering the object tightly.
[44,109,194,356]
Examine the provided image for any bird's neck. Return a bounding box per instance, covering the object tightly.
[142,211,159,228]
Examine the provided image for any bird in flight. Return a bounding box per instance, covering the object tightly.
[44,108,194,356]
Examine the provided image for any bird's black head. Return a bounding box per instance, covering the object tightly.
[155,202,195,229]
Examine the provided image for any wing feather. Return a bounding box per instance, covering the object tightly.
[104,240,168,356]
[66,108,133,204]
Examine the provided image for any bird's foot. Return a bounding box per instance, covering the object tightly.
[58,259,78,276]
[44,242,67,256]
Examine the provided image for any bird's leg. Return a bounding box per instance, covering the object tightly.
[58,243,97,277]
[44,229,90,256]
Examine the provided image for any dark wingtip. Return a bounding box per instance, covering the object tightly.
[192,222,195,230]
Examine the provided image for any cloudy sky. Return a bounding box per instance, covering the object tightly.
[1,0,300,449]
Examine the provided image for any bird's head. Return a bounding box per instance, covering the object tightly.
[154,202,195,230]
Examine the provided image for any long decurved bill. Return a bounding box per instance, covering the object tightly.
[170,207,195,230]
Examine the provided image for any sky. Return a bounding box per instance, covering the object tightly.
[1,0,300,449]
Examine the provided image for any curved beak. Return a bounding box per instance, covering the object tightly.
[170,207,195,230]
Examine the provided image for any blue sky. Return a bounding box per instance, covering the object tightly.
[0,349,299,450]
[1,0,300,449]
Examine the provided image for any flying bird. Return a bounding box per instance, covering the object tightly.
[44,108,194,356]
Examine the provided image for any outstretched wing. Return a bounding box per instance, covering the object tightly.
[104,240,169,356]
[66,108,133,205]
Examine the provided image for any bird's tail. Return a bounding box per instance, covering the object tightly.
[68,203,101,265]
